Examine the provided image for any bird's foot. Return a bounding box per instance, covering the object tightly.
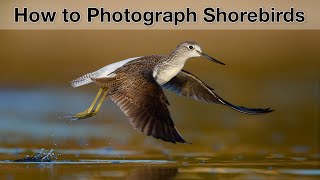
[70,110,97,120]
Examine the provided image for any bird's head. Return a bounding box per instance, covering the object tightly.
[174,41,225,65]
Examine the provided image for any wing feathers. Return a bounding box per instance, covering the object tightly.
[108,81,188,143]
[163,70,273,115]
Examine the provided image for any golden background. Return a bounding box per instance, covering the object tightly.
[0,30,319,154]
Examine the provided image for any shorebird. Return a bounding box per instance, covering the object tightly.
[70,41,272,143]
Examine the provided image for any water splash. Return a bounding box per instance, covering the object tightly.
[13,148,56,162]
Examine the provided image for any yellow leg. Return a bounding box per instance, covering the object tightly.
[72,87,108,120]
[92,89,108,114]
[87,87,103,113]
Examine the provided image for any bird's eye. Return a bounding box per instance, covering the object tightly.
[188,45,194,50]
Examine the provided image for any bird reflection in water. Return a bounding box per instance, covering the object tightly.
[127,167,178,180]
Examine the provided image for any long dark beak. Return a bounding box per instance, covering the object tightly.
[199,51,225,65]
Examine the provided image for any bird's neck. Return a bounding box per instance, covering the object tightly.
[153,53,189,85]
[166,51,189,66]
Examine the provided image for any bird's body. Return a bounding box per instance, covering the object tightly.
[72,55,186,87]
[70,41,272,143]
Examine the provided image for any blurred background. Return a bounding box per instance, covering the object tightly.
[0,30,319,172]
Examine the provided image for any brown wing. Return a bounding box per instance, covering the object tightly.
[92,70,188,144]
[163,70,273,114]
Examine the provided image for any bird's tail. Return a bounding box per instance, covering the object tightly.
[70,72,97,88]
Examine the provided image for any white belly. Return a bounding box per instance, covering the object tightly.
[154,65,183,85]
